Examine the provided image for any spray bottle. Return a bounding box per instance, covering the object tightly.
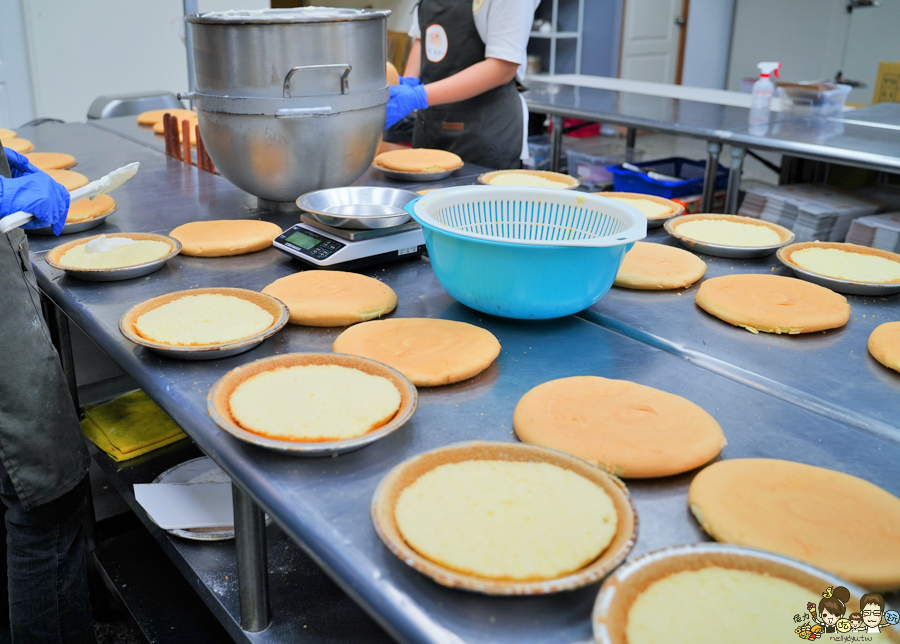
[749,62,781,127]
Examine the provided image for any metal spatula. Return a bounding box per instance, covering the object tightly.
[0,162,140,234]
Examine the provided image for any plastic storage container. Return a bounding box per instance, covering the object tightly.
[608,157,729,199]
[524,135,552,171]
[407,187,647,319]
[779,84,852,118]
[566,146,645,191]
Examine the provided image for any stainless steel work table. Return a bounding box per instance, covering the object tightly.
[524,80,900,213]
[580,228,900,442]
[18,121,900,642]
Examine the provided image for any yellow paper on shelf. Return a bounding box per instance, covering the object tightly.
[873,61,900,104]
[81,390,187,461]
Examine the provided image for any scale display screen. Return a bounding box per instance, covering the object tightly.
[285,230,321,250]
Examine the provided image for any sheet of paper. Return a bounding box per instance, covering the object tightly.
[134,482,234,530]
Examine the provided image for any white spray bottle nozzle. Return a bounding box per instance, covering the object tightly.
[757,62,781,78]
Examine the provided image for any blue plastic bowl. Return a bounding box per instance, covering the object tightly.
[407,187,646,319]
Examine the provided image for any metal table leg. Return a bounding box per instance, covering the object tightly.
[625,127,636,155]
[725,146,747,214]
[232,482,270,632]
[550,115,563,172]
[700,142,722,213]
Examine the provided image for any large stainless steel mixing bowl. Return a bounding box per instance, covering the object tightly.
[184,8,390,209]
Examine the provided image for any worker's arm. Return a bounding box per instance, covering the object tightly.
[0,148,70,235]
[423,58,518,106]
[404,40,421,79]
[386,54,519,128]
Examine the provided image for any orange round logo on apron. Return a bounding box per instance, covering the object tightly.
[425,24,448,63]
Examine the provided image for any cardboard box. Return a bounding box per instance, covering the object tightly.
[873,61,900,104]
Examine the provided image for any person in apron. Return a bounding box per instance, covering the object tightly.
[0,144,94,643]
[386,0,540,169]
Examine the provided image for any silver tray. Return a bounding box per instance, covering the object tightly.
[45,234,181,282]
[150,456,271,541]
[119,288,289,361]
[664,217,795,258]
[776,247,900,296]
[27,205,118,236]
[207,354,418,457]
[592,543,872,644]
[296,186,418,229]
[372,162,459,182]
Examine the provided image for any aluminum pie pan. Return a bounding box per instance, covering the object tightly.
[27,205,118,236]
[371,161,460,182]
[207,352,418,457]
[371,440,637,596]
[150,456,272,541]
[119,287,289,361]
[592,543,881,644]
[664,214,795,258]
[776,243,900,296]
[478,169,580,190]
[45,233,181,282]
[296,186,419,229]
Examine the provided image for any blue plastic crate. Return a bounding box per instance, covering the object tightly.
[607,157,729,199]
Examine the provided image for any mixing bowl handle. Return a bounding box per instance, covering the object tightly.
[283,64,352,98]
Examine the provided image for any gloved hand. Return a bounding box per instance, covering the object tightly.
[0,173,70,236]
[2,147,41,178]
[398,76,422,87]
[386,83,428,129]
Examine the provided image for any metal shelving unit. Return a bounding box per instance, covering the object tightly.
[529,0,585,75]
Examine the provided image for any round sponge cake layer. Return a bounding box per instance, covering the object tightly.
[229,364,401,442]
[614,242,707,290]
[67,195,116,222]
[4,138,34,154]
[262,271,397,327]
[695,273,850,334]
[869,321,900,374]
[514,376,724,478]
[26,152,77,171]
[375,148,463,173]
[170,220,282,257]
[332,318,500,386]
[689,459,900,590]
[627,567,812,644]
[135,293,274,346]
[395,460,617,581]
[47,169,89,192]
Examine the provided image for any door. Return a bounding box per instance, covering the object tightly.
[0,0,35,128]
[619,0,688,83]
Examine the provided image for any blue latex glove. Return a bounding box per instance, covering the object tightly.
[398,75,422,87]
[2,147,41,178]
[386,83,428,129]
[0,172,70,236]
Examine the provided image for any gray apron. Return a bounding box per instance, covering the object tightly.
[412,0,524,169]
[0,145,89,510]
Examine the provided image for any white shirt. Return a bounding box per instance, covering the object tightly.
[409,0,540,82]
[408,0,540,161]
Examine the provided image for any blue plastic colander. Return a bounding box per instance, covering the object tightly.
[407,186,647,319]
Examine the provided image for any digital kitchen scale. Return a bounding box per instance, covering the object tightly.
[273,215,426,270]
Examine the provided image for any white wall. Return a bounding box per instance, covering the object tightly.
[725,0,847,91]
[309,0,420,33]
[680,0,735,89]
[22,0,268,123]
[0,0,36,127]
